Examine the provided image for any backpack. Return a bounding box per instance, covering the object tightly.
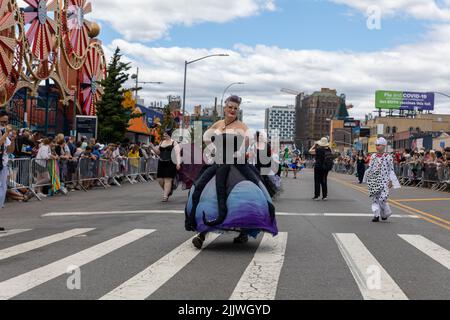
[323,149,334,172]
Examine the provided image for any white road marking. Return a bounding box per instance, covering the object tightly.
[100,234,220,300]
[399,235,450,269]
[324,213,418,219]
[43,210,418,219]
[42,210,184,217]
[333,233,408,300]
[0,229,32,238]
[230,232,288,300]
[0,229,155,300]
[0,229,95,261]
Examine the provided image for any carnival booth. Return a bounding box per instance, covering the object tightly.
[0,0,106,135]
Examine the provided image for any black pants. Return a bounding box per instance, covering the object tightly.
[314,166,329,198]
[357,167,366,184]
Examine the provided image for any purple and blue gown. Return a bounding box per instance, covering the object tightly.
[184,134,278,238]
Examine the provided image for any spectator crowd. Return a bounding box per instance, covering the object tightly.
[5,127,159,203]
[327,147,450,191]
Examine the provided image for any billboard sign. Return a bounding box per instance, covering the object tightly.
[375,91,434,111]
[344,120,361,128]
[352,126,361,137]
[75,116,97,141]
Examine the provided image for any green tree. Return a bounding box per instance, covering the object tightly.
[96,47,132,143]
[158,104,175,137]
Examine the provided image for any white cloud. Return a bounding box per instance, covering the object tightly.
[105,24,450,130]
[91,0,276,42]
[330,0,450,20]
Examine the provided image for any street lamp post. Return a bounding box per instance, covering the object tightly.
[181,54,229,132]
[71,86,78,138]
[220,82,245,113]
[131,67,163,101]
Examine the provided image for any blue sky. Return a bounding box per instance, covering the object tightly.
[99,0,426,52]
[91,0,450,127]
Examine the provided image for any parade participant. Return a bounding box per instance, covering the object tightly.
[148,128,181,202]
[248,131,280,197]
[292,156,301,179]
[356,152,366,184]
[185,95,278,249]
[0,111,17,231]
[309,137,333,201]
[363,137,400,223]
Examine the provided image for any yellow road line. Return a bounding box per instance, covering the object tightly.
[389,200,450,225]
[343,182,450,225]
[329,177,450,231]
[392,198,450,202]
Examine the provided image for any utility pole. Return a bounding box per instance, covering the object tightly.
[134,67,139,101]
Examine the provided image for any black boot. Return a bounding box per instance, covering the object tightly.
[192,232,206,249]
[0,227,5,232]
[233,232,249,244]
[372,217,380,223]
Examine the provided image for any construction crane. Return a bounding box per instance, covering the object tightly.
[281,88,302,96]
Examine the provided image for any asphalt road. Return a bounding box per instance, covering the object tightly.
[0,170,448,300]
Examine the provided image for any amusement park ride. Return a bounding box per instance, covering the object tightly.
[0,0,106,135]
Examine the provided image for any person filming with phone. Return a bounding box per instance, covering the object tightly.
[0,110,17,231]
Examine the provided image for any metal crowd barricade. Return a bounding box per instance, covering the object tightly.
[430,164,448,191]
[399,163,413,186]
[30,158,66,200]
[394,163,402,177]
[145,157,159,181]
[7,158,37,198]
[125,157,145,183]
[437,166,450,192]
[137,158,150,182]
[4,155,168,203]
[127,157,138,181]
[417,163,437,189]
[77,157,107,189]
[58,158,80,190]
[96,159,112,188]
[109,157,133,185]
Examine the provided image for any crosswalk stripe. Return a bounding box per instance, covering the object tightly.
[0,229,155,300]
[333,233,408,300]
[100,234,221,300]
[0,229,95,261]
[0,229,32,238]
[398,235,450,269]
[230,232,288,300]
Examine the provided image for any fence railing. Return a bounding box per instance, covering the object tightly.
[304,159,450,192]
[6,157,159,201]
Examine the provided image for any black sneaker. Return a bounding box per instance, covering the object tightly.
[0,227,5,232]
[381,217,388,221]
[233,233,249,244]
[372,217,380,223]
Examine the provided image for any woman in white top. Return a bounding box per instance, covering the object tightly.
[35,138,57,197]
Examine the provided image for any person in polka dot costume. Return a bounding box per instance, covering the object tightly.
[363,137,401,223]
